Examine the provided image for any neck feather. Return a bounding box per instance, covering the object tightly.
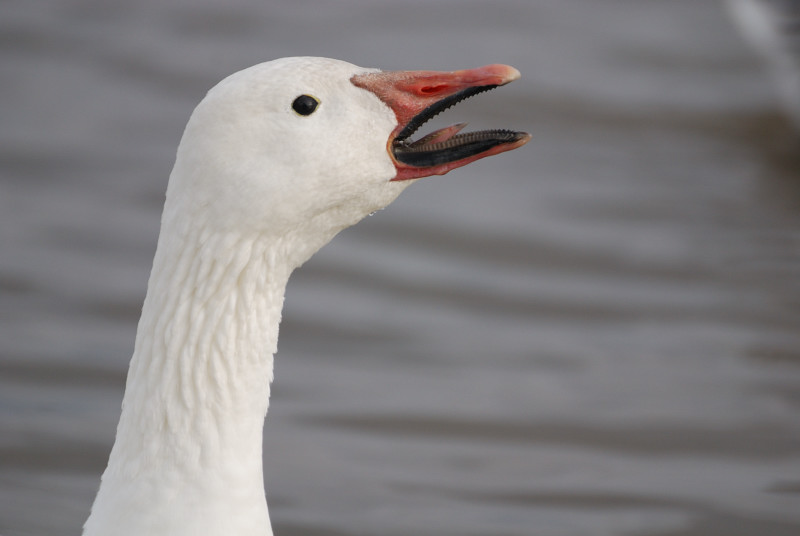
[85,220,292,536]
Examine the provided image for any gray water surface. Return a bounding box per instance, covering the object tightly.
[1,1,800,535]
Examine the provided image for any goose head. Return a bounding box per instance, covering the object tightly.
[83,57,530,536]
[165,57,528,264]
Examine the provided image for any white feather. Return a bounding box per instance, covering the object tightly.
[83,57,411,536]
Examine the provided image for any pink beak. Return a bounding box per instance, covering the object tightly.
[352,65,530,181]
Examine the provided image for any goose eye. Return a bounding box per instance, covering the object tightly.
[292,95,319,116]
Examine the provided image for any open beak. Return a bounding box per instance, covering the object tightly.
[351,64,531,181]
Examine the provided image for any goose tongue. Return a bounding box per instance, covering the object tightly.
[351,64,530,181]
[408,122,468,148]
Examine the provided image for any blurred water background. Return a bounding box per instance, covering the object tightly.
[1,1,800,535]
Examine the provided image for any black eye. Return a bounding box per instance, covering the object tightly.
[292,94,319,116]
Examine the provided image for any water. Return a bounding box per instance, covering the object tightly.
[2,1,800,535]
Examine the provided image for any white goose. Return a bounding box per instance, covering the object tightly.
[82,56,529,536]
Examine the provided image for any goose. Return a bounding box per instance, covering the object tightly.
[82,56,530,536]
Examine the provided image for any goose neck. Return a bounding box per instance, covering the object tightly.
[86,223,290,535]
